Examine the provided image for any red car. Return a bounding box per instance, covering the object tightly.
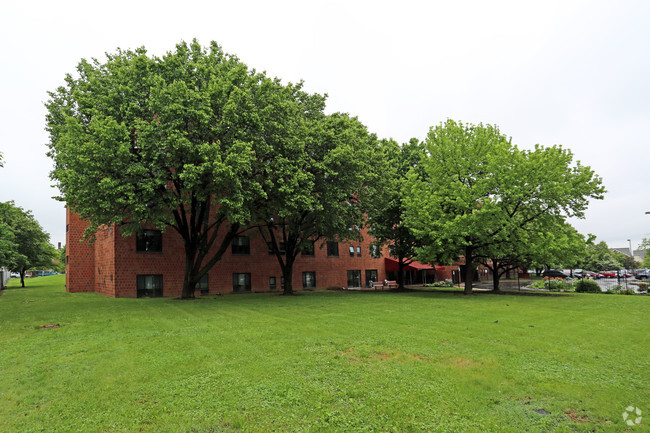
[600,271,617,278]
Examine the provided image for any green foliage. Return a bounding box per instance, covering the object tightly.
[254,110,379,294]
[404,119,604,294]
[605,285,637,295]
[430,280,454,287]
[46,40,333,298]
[581,240,623,271]
[364,138,426,289]
[530,277,574,292]
[574,279,601,293]
[0,202,56,285]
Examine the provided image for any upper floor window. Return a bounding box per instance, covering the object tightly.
[267,241,286,255]
[327,241,339,257]
[349,246,355,257]
[356,246,361,257]
[232,236,250,255]
[136,230,162,252]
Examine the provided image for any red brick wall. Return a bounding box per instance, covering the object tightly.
[111,226,389,297]
[65,209,95,293]
[94,226,116,297]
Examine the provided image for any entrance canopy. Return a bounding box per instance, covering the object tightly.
[384,258,435,273]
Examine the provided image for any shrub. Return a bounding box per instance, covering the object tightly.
[530,277,573,292]
[575,279,601,293]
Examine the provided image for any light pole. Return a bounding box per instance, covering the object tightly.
[628,239,633,274]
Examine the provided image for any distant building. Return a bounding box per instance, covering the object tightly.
[610,247,632,257]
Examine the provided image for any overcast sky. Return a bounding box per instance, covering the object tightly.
[1,0,649,252]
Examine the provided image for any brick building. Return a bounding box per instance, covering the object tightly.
[65,209,457,297]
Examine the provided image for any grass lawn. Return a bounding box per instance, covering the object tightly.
[1,275,648,432]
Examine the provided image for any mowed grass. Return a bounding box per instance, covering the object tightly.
[1,276,648,432]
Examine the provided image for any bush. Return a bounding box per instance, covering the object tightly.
[530,277,573,292]
[575,279,601,293]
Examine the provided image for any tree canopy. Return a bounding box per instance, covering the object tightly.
[404,119,605,293]
[254,111,378,294]
[364,138,425,289]
[0,202,56,286]
[46,39,372,298]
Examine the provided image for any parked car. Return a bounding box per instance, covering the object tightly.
[572,269,584,278]
[543,269,569,279]
[635,270,650,280]
[600,271,617,278]
[10,272,20,278]
[583,271,600,279]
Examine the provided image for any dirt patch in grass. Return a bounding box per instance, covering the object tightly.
[444,357,478,369]
[565,410,590,424]
[40,323,60,329]
[339,347,428,364]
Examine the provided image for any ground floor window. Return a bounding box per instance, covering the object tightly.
[269,276,277,290]
[197,274,209,295]
[233,273,251,293]
[347,270,362,288]
[137,274,163,298]
[303,271,316,288]
[365,269,378,287]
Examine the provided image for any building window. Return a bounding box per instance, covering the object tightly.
[66,224,69,233]
[356,246,361,257]
[269,276,277,290]
[347,270,362,288]
[267,241,286,255]
[233,273,251,292]
[137,274,163,297]
[301,242,315,257]
[327,241,339,257]
[365,269,378,287]
[136,230,162,252]
[349,246,355,257]
[302,272,316,289]
[197,274,209,295]
[370,244,380,258]
[232,236,250,255]
[281,276,285,290]
[66,255,69,264]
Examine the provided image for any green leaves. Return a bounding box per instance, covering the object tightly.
[403,119,605,290]
[0,202,55,275]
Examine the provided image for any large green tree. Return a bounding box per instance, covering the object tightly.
[0,202,56,287]
[255,111,378,294]
[581,240,623,271]
[364,138,425,290]
[46,40,312,298]
[404,119,604,294]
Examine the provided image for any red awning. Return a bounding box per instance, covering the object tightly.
[384,258,435,272]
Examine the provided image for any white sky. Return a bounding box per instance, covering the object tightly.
[1,0,649,251]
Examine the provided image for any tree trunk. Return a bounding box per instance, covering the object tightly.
[463,246,474,295]
[20,270,25,288]
[181,249,197,299]
[492,269,501,292]
[397,258,405,290]
[282,265,294,295]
